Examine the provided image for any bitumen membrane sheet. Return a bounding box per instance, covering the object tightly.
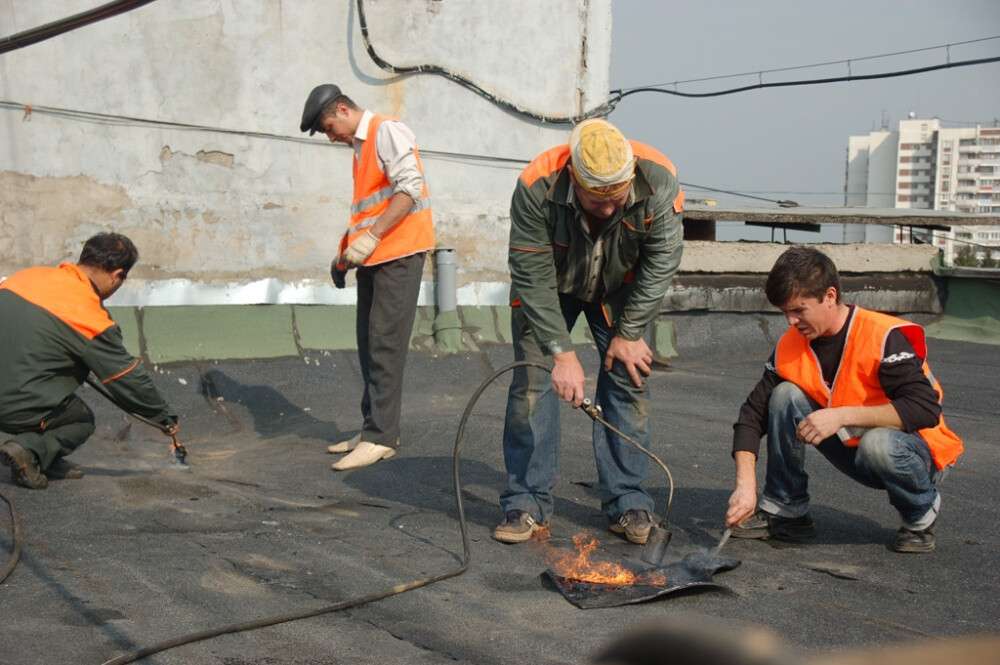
[1,314,998,665]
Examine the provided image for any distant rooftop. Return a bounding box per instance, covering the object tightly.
[684,204,1000,227]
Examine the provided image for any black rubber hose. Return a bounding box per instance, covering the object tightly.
[0,0,159,55]
[98,360,549,665]
[0,361,673,663]
[0,490,22,585]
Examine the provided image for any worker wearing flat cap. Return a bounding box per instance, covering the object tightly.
[495,119,685,545]
[300,84,434,471]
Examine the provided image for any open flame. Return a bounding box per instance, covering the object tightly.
[541,532,667,587]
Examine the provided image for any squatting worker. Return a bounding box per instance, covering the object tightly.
[0,233,179,490]
[726,247,963,553]
[494,119,685,545]
[299,84,434,471]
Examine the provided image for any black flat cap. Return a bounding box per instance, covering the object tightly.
[300,84,342,135]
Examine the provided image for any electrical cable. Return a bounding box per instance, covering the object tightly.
[0,0,159,55]
[355,0,614,124]
[1,100,800,206]
[611,55,1000,101]
[617,35,1000,92]
[0,490,22,585]
[90,360,675,664]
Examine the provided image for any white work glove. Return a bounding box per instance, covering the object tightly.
[342,229,380,268]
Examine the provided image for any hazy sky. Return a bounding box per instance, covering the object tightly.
[609,0,1000,240]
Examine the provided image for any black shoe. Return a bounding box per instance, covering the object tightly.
[892,519,936,553]
[493,510,548,544]
[0,441,48,490]
[609,509,655,545]
[46,457,84,480]
[731,509,815,542]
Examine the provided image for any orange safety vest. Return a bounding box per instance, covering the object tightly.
[774,306,963,470]
[1,263,116,340]
[338,114,435,267]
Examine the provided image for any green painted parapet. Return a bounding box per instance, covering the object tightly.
[925,277,1000,346]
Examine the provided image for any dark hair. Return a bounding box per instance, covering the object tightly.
[78,232,139,275]
[320,94,360,120]
[764,246,841,306]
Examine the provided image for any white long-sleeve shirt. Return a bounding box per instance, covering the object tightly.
[353,110,425,202]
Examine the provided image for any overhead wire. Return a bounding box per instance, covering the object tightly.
[611,55,1000,101]
[0,100,797,206]
[616,35,1000,91]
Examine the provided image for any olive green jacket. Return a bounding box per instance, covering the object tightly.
[0,264,176,429]
[508,142,684,354]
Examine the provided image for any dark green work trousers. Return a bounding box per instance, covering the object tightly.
[0,394,95,470]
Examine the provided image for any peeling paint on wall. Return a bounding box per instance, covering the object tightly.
[196,150,235,168]
[0,171,133,272]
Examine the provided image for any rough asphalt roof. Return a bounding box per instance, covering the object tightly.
[1,313,997,665]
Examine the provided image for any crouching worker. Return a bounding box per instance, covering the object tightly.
[726,246,962,553]
[0,233,178,489]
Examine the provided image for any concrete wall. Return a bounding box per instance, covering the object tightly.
[0,0,612,303]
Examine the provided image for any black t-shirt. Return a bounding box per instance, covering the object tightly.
[732,306,942,457]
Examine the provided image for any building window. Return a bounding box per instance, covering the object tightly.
[897,195,911,202]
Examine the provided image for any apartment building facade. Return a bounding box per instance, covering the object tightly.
[846,117,1000,263]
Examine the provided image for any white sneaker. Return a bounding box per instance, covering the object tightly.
[327,433,361,454]
[331,441,396,471]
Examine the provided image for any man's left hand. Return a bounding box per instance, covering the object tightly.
[796,408,843,445]
[604,336,653,388]
[342,230,380,267]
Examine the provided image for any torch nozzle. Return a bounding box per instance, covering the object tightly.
[170,435,189,467]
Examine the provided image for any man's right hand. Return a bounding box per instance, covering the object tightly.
[726,483,757,528]
[726,450,758,527]
[552,350,586,407]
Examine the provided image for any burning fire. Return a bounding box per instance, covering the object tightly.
[541,532,667,587]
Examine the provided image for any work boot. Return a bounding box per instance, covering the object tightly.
[892,518,936,553]
[0,441,49,490]
[609,509,655,545]
[493,510,548,544]
[46,457,84,480]
[327,433,361,454]
[732,510,815,542]
[330,441,396,471]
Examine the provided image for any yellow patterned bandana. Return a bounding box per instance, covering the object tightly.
[569,119,635,198]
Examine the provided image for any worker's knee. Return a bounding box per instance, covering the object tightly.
[768,382,809,414]
[855,429,903,476]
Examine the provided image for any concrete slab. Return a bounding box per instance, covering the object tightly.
[142,305,298,363]
[680,241,938,273]
[1,318,996,665]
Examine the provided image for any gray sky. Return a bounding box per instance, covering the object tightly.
[609,0,1000,241]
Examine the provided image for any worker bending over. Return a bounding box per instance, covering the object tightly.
[495,119,685,545]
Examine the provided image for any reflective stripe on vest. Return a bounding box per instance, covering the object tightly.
[345,114,435,267]
[773,307,964,470]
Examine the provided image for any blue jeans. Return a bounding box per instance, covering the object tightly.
[500,294,654,523]
[759,382,941,528]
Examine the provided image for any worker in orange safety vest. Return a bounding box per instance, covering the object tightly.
[725,246,962,553]
[300,84,434,472]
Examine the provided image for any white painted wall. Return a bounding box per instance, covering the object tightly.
[0,0,612,304]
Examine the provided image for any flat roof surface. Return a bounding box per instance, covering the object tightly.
[684,203,1000,226]
[2,314,997,664]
